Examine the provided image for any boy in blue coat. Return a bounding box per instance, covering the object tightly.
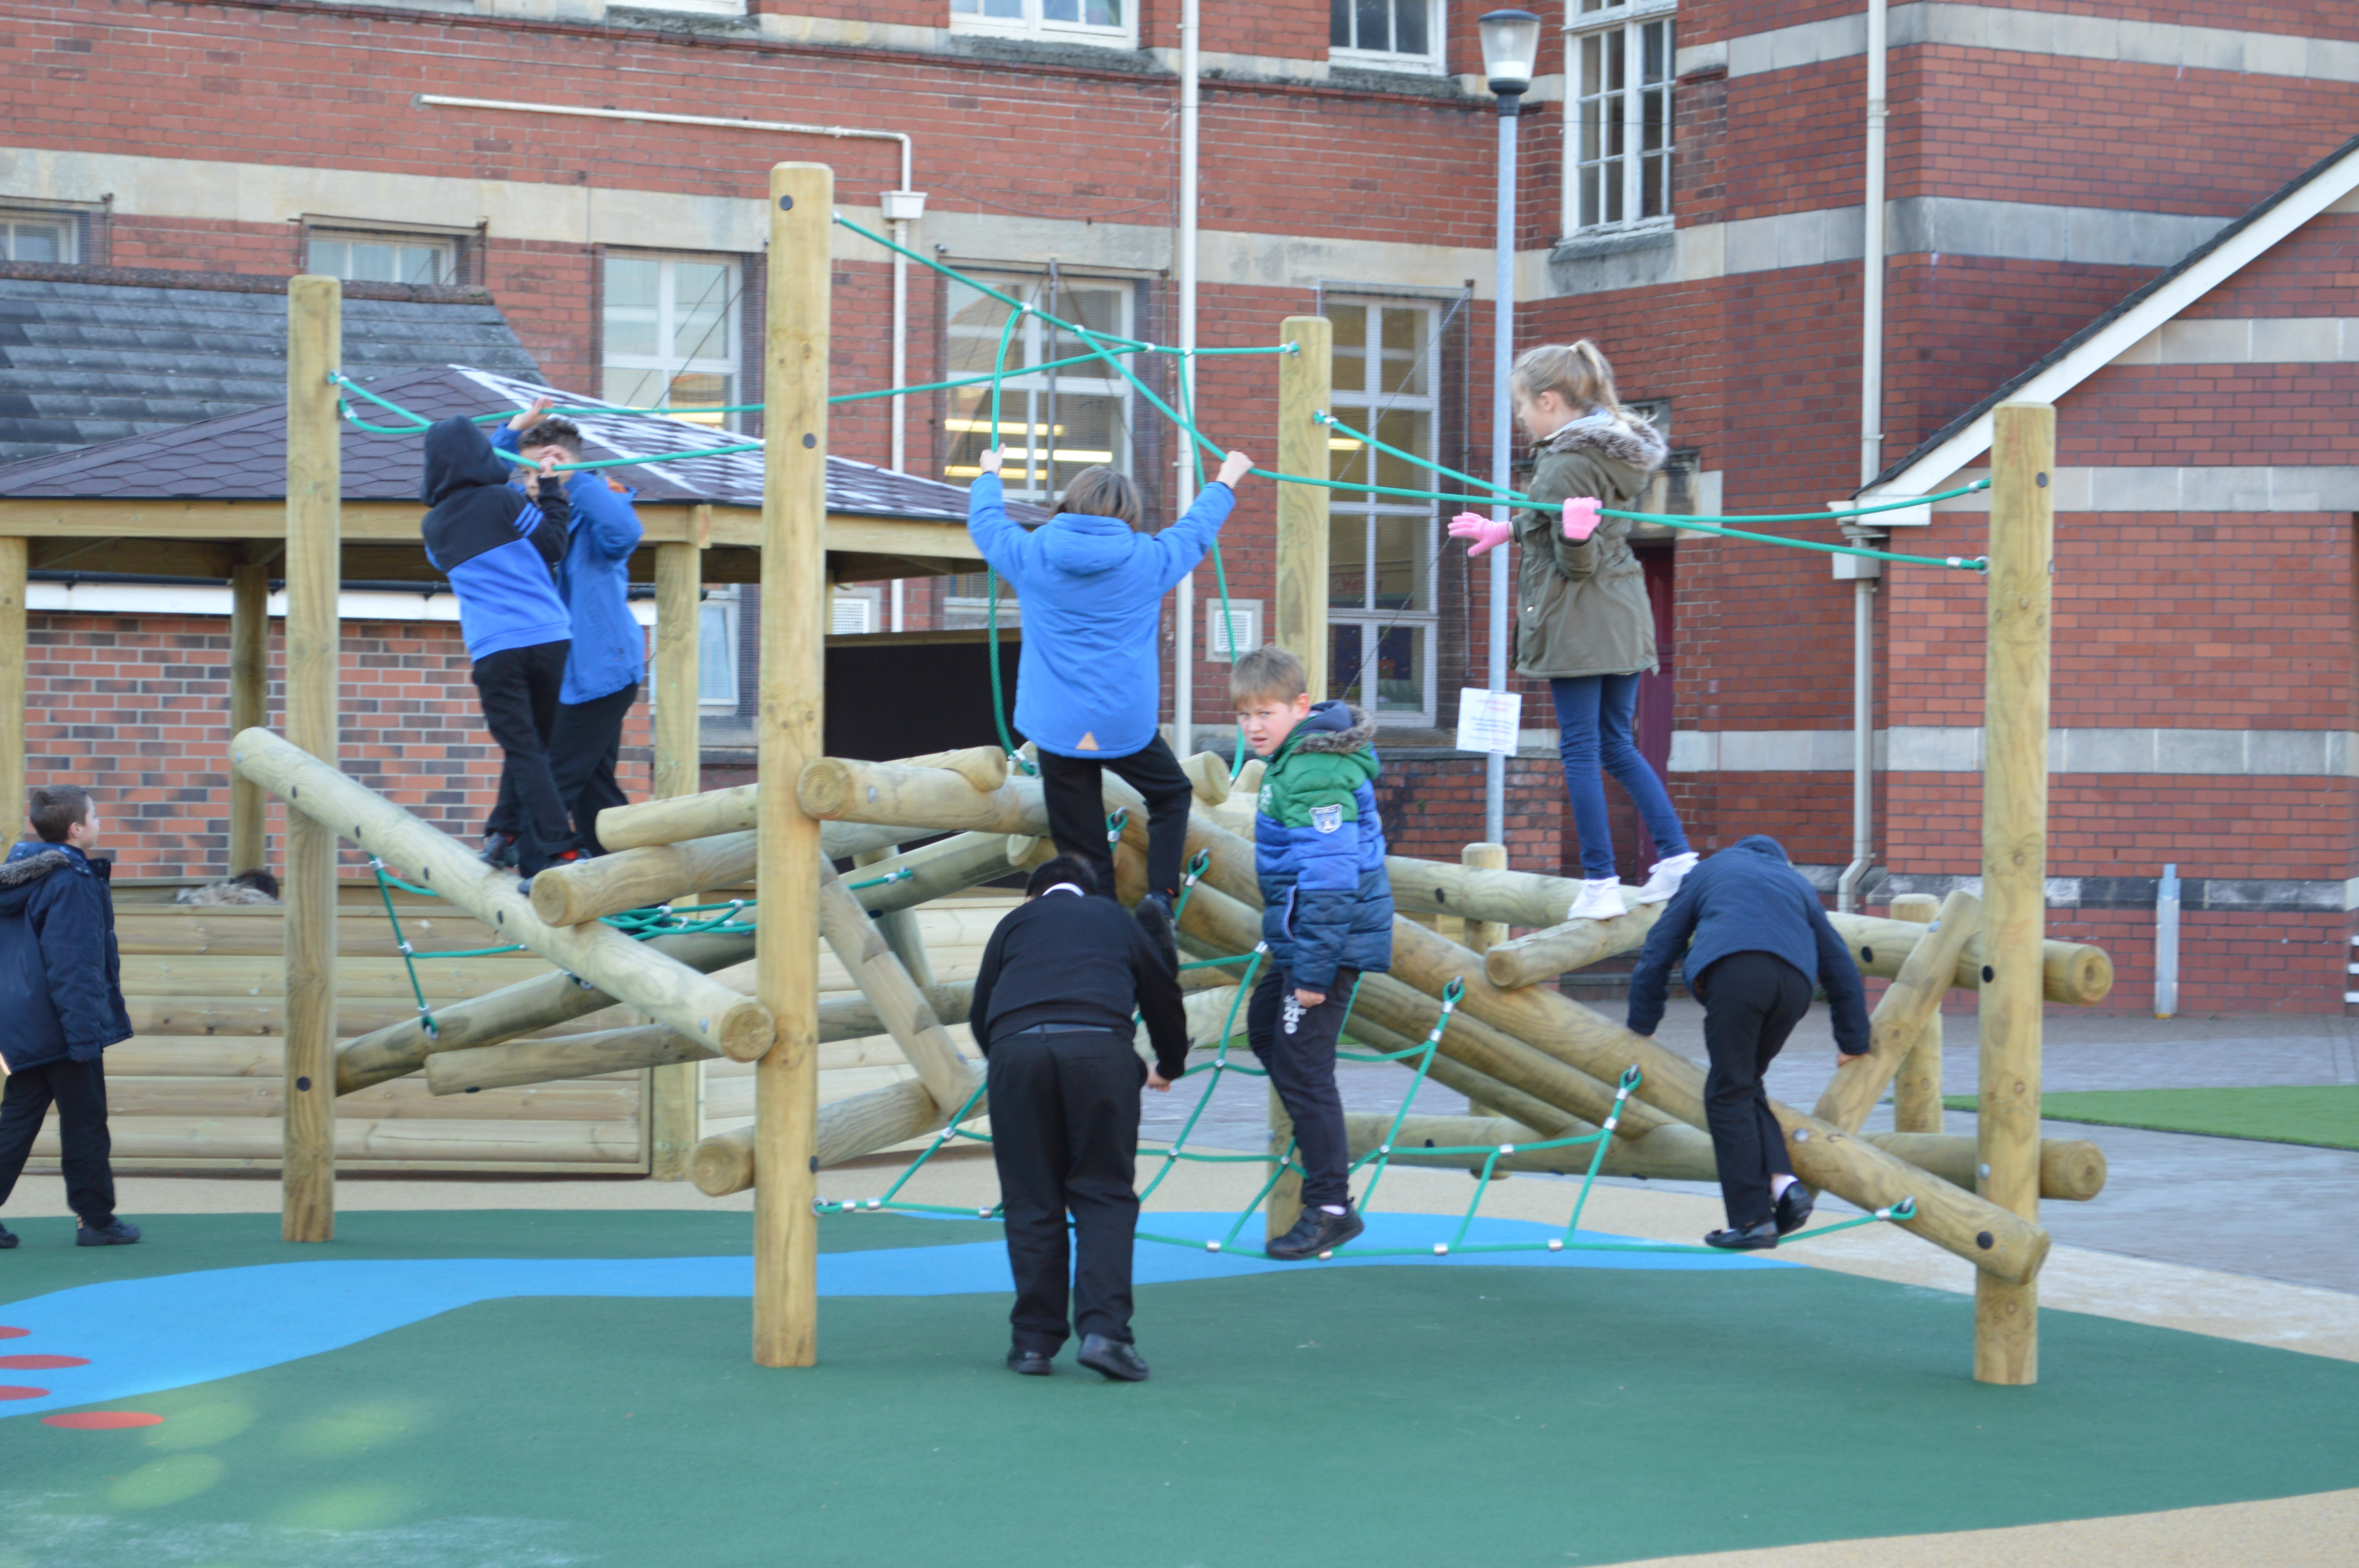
[496,402,646,857]
[967,446,1252,957]
[1232,645,1395,1261]
[419,414,580,886]
[0,786,142,1248]
[1625,834,1870,1250]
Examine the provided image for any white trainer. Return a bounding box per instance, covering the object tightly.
[1634,851,1700,905]
[1565,877,1626,922]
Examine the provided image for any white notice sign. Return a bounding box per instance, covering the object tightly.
[1456,688,1523,755]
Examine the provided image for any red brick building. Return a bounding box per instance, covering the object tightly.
[4,0,2356,1006]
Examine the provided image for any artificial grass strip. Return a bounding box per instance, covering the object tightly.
[1943,1085,2359,1151]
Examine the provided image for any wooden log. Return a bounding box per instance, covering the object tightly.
[814,858,974,1115]
[754,160,830,1371]
[1462,843,1509,955]
[1483,906,1663,989]
[691,1068,988,1198]
[596,783,906,858]
[1814,889,1981,1134]
[114,1073,638,1122]
[333,931,757,1094]
[0,535,22,857]
[27,1115,647,1166]
[1870,1133,2105,1203]
[114,907,511,959]
[1275,314,1332,693]
[232,726,775,1062]
[133,998,426,1038]
[228,559,271,874]
[650,532,705,1182]
[894,745,1010,792]
[1977,400,2054,1385]
[1831,911,2111,1007]
[856,845,935,991]
[1346,1113,1719,1180]
[798,756,1044,835]
[282,272,340,1244]
[1885,894,1946,1134]
[1179,750,1232,807]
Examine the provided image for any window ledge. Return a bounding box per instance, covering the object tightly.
[1327,49,1447,79]
[1551,224,1676,263]
[1322,61,1472,97]
[942,32,1155,71]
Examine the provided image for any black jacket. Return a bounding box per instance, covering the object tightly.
[1625,835,1871,1054]
[969,891,1190,1080]
[0,843,133,1072]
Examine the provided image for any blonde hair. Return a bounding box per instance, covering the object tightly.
[1230,645,1308,708]
[1510,340,1621,415]
[1054,466,1143,530]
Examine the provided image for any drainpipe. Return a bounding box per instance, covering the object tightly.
[1835,0,1888,915]
[1172,0,1201,757]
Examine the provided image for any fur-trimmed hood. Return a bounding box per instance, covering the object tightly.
[1288,700,1378,755]
[1536,407,1669,475]
[0,846,72,890]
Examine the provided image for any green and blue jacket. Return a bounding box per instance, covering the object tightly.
[1253,701,1394,988]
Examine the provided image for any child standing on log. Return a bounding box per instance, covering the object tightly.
[0,786,142,1249]
[1233,645,1394,1261]
[966,445,1253,962]
[1624,834,1869,1249]
[1448,340,1695,923]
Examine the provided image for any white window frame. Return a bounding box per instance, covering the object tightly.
[602,251,744,429]
[1329,0,1445,75]
[1562,0,1677,238]
[305,231,457,287]
[0,209,78,265]
[949,0,1136,48]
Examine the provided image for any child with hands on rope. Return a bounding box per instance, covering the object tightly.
[1448,341,1696,925]
[966,443,1253,965]
[1232,645,1396,1261]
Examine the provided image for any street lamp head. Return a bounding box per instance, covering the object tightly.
[1478,9,1543,98]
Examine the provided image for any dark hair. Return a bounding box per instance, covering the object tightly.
[28,785,93,845]
[1024,854,1098,899]
[230,869,280,899]
[521,416,584,458]
[1054,466,1143,530]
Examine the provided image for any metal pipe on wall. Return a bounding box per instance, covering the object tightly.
[1836,0,1890,914]
[1485,98,1519,849]
[1173,0,1201,758]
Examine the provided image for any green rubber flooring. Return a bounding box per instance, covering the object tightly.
[1947,1084,2359,1151]
[4,1210,2357,1568]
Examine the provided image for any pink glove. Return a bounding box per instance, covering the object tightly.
[1448,511,1512,557]
[1563,497,1602,543]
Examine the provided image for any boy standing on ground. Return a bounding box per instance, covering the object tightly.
[419,414,581,889]
[969,855,1190,1382]
[1233,646,1395,1261]
[496,400,646,857]
[0,786,141,1249]
[1624,834,1870,1249]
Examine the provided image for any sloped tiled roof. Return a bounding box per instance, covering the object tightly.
[0,266,542,466]
[0,363,1042,526]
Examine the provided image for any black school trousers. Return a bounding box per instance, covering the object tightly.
[473,639,579,875]
[1036,736,1195,901]
[548,681,639,856]
[1695,950,1813,1229]
[986,1026,1144,1352]
[0,1058,117,1225]
[1246,963,1359,1210]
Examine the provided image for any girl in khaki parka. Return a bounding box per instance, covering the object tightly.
[1449,341,1696,922]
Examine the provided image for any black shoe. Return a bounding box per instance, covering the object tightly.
[479,831,519,869]
[76,1220,140,1247]
[1134,891,1179,971]
[0,1222,16,1249]
[516,849,582,898]
[1076,1334,1150,1382]
[1264,1202,1365,1261]
[1006,1347,1055,1377]
[1705,1220,1778,1251]
[1774,1183,1815,1237]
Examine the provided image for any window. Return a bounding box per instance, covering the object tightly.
[1331,0,1441,70]
[950,0,1132,45]
[1326,299,1446,726]
[698,590,740,708]
[1565,0,1675,235]
[941,273,1135,503]
[604,253,743,428]
[307,234,454,285]
[0,213,76,263]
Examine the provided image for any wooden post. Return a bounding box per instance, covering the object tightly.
[1886,893,1946,1133]
[282,274,340,1243]
[1977,401,2054,1386]
[648,530,705,1180]
[1461,842,1507,1118]
[228,559,271,875]
[754,162,830,1369]
[0,537,24,846]
[1274,315,1332,696]
[1812,889,1979,1134]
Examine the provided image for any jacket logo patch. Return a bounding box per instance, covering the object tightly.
[1310,804,1342,834]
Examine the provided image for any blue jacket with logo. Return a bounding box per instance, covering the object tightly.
[965,472,1234,759]
[0,841,133,1073]
[494,427,645,703]
[420,416,572,662]
[1252,701,1395,989]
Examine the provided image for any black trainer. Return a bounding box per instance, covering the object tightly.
[76,1220,141,1247]
[1007,1347,1054,1377]
[1076,1334,1150,1382]
[0,1222,17,1250]
[1133,891,1179,971]
[479,831,519,869]
[1264,1202,1364,1261]
[1705,1220,1778,1251]
[1774,1183,1815,1237]
[515,849,582,898]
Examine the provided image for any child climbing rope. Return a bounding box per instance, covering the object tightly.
[965,444,1254,962]
[1232,644,1395,1261]
[1447,340,1697,923]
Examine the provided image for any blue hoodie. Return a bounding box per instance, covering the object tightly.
[495,428,646,704]
[419,417,572,662]
[0,841,132,1072]
[1624,834,1871,1054]
[965,473,1235,759]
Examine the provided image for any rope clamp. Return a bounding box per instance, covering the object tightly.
[1617,1065,1644,1091]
